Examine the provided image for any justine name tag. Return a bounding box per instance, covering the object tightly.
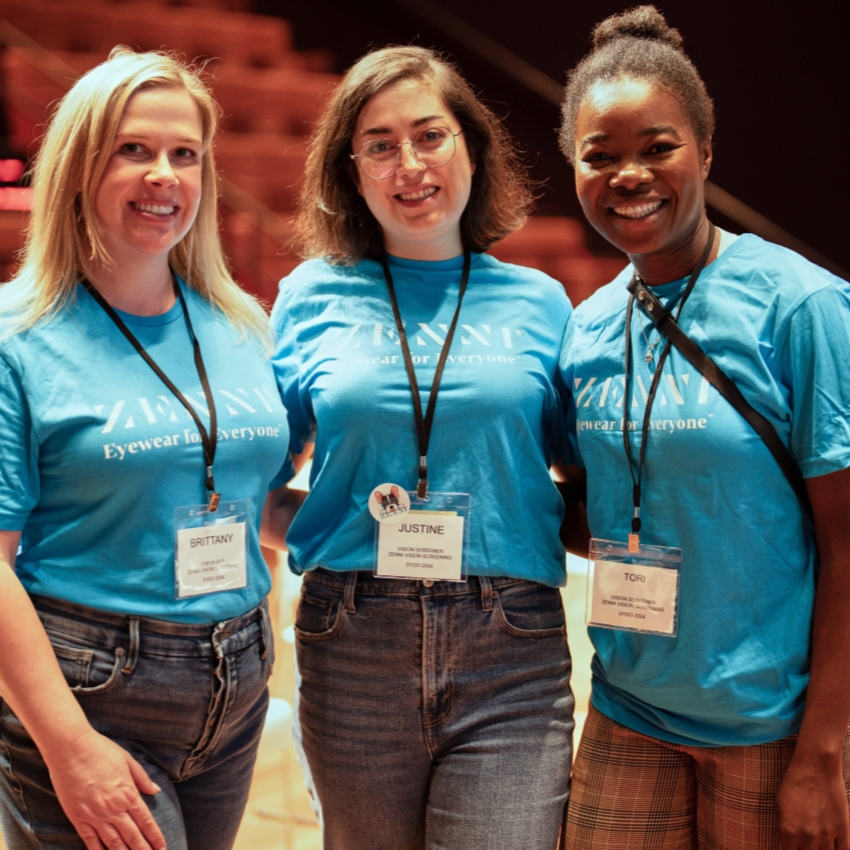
[586,538,682,637]
[376,510,465,581]
[174,501,249,598]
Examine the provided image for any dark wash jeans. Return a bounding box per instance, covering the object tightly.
[294,569,575,850]
[0,595,274,850]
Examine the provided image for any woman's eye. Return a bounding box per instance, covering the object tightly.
[647,143,678,155]
[120,142,145,155]
[365,139,395,156]
[581,151,611,164]
[175,147,199,160]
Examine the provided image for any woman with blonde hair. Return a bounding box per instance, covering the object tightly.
[0,47,292,850]
[264,44,576,850]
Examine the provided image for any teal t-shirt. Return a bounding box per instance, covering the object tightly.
[0,281,293,623]
[270,252,572,586]
[561,234,850,746]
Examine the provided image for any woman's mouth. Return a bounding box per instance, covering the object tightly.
[132,202,176,216]
[396,186,438,202]
[610,199,664,219]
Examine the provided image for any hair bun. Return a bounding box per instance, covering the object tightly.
[591,5,684,52]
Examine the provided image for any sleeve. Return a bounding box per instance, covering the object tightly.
[778,281,850,478]
[0,354,40,530]
[547,299,575,467]
[558,315,585,469]
[269,274,316,457]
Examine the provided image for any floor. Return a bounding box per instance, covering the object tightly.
[1,556,594,850]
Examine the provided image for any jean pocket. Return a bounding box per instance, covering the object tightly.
[294,583,345,643]
[495,582,567,639]
[48,634,124,694]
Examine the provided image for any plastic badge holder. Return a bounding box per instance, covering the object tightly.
[375,491,471,582]
[586,538,682,637]
[174,499,250,598]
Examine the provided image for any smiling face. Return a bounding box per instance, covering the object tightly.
[93,86,204,272]
[574,76,712,282]
[352,78,475,261]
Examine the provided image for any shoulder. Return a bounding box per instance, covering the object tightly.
[474,254,573,326]
[569,263,632,332]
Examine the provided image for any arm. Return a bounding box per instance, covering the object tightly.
[0,532,165,850]
[776,466,850,850]
[260,445,312,550]
[552,463,590,557]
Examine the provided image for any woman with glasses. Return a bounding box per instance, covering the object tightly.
[262,45,576,850]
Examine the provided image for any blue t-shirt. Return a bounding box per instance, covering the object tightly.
[0,281,293,624]
[560,234,850,746]
[270,252,572,585]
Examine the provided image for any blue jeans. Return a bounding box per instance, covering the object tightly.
[0,595,274,850]
[293,569,574,850]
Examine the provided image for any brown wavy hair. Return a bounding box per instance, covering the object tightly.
[296,45,533,264]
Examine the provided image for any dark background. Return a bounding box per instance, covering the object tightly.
[255,0,849,274]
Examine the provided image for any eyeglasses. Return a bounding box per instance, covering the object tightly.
[350,127,463,180]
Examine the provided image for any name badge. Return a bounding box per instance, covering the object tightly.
[372,489,470,582]
[174,500,250,598]
[586,538,682,637]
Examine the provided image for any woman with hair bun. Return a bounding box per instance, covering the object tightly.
[0,48,291,850]
[559,7,850,848]
[266,44,575,850]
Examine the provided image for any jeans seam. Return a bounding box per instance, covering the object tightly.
[0,699,39,846]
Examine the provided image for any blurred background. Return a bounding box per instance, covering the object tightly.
[0,0,845,847]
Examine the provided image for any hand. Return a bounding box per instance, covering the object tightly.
[44,727,166,850]
[776,754,849,850]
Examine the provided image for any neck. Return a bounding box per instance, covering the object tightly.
[383,231,464,262]
[630,217,720,286]
[87,259,176,316]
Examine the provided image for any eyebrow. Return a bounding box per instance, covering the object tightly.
[359,114,445,136]
[115,131,203,144]
[579,124,684,150]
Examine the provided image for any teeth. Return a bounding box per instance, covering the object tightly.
[612,200,663,219]
[133,202,175,215]
[398,187,437,201]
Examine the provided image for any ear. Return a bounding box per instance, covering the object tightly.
[374,491,384,505]
[700,136,713,179]
[391,486,399,497]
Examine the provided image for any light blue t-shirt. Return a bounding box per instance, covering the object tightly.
[561,234,850,746]
[270,252,572,585]
[0,281,293,624]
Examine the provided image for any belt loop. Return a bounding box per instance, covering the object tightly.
[123,616,140,674]
[259,600,272,660]
[479,575,493,612]
[343,571,357,614]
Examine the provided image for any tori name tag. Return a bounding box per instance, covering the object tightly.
[376,511,464,581]
[589,559,678,635]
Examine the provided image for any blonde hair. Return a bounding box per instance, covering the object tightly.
[1,47,270,348]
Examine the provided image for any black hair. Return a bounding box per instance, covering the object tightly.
[559,6,715,163]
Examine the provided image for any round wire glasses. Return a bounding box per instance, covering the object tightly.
[350,127,463,180]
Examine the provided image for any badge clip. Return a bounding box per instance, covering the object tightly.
[208,492,221,513]
[628,533,640,553]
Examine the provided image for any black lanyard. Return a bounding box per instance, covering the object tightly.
[380,251,471,499]
[622,223,716,545]
[84,274,221,512]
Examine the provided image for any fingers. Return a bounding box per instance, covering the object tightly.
[76,811,166,850]
[126,752,162,798]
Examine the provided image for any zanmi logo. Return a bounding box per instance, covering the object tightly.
[95,387,277,434]
[338,322,524,349]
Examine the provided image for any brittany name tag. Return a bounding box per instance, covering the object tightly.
[174,501,249,598]
[586,538,682,637]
